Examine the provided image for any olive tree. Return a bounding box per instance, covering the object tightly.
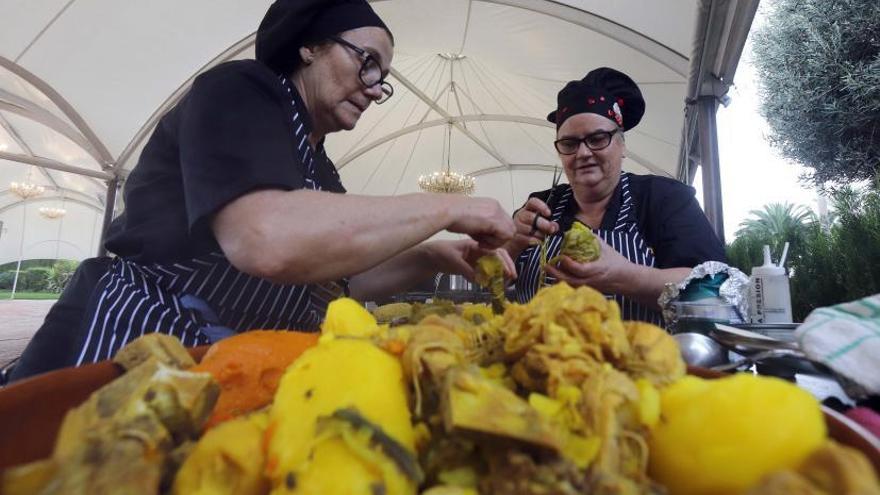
[751,0,880,186]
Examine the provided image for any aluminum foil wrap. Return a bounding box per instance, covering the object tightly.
[658,261,749,327]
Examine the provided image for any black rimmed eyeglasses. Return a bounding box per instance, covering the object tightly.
[330,36,394,104]
[554,128,620,155]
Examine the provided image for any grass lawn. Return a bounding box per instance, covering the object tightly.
[0,291,59,300]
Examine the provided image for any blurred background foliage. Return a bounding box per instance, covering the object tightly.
[727,186,880,320]
[0,259,79,294]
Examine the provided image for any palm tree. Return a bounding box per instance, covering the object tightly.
[727,202,816,279]
[728,191,880,321]
[735,202,816,240]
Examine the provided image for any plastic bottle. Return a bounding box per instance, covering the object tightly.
[748,245,793,323]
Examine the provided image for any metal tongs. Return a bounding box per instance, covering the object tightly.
[708,324,807,372]
[708,323,872,399]
[529,166,562,236]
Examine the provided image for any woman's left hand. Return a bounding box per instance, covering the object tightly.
[427,239,517,282]
[544,238,635,294]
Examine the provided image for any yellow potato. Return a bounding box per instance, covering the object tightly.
[321,298,380,337]
[267,338,418,495]
[172,411,270,495]
[648,374,826,495]
[634,378,661,428]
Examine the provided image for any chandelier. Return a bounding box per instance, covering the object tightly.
[418,122,475,195]
[9,181,45,199]
[418,170,475,195]
[38,206,67,219]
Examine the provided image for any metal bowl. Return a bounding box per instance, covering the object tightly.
[669,300,744,334]
[674,332,729,368]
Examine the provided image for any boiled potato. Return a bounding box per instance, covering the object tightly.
[321,298,380,337]
[172,411,270,495]
[648,374,826,495]
[267,338,418,495]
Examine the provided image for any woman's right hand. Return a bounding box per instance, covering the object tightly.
[445,197,516,249]
[423,240,517,282]
[509,197,559,254]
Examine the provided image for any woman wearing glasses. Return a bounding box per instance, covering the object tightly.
[46,0,516,369]
[505,68,725,325]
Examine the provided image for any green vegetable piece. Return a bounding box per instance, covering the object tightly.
[549,221,600,265]
[474,256,506,313]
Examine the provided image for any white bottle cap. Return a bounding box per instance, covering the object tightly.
[752,245,785,276]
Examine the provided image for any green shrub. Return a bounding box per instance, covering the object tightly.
[0,271,15,290]
[47,260,79,293]
[0,261,81,293]
[0,259,59,272]
[788,224,846,320]
[830,187,880,300]
[19,267,52,292]
[726,231,775,275]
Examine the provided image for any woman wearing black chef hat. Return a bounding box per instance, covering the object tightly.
[14,0,516,376]
[505,68,726,325]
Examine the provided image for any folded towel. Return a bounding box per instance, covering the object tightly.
[796,294,880,396]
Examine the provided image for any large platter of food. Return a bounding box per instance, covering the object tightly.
[1,283,878,494]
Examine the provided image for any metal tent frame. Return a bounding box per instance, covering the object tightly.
[0,0,760,258]
[678,0,760,244]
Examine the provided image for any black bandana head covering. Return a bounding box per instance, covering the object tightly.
[256,0,393,76]
[546,67,645,131]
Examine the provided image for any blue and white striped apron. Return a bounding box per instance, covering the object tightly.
[514,173,664,326]
[75,75,345,365]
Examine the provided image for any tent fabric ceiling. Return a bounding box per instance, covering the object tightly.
[0,0,701,264]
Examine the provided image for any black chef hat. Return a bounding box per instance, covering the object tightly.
[256,0,393,76]
[546,67,645,131]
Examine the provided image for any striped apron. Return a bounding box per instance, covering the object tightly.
[74,75,345,365]
[514,173,664,326]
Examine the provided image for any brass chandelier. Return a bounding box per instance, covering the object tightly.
[9,181,45,199]
[418,122,475,195]
[38,206,67,219]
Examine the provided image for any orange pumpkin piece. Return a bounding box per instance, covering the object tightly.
[191,330,319,429]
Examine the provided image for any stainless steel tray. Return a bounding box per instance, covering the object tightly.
[727,322,800,342]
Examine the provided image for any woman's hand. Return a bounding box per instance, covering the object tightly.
[508,197,560,256]
[544,238,634,294]
[349,240,517,302]
[544,240,692,308]
[426,240,517,282]
[445,197,517,249]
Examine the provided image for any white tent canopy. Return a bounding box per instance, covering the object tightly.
[0,0,756,265]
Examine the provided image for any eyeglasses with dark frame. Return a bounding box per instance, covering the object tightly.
[554,128,621,155]
[329,36,394,104]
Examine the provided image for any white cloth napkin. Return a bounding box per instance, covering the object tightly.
[795,294,880,395]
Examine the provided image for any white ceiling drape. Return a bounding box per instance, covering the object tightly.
[0,0,704,263]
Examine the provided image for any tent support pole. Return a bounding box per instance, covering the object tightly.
[697,95,725,244]
[97,178,119,257]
